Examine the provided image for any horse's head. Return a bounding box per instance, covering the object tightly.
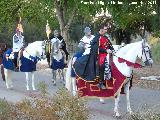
[138,39,153,66]
[34,41,46,60]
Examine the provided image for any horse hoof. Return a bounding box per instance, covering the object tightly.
[53,83,56,86]
[99,98,105,104]
[127,110,133,115]
[33,88,36,91]
[7,87,13,90]
[113,112,121,118]
[27,87,30,91]
[52,80,56,86]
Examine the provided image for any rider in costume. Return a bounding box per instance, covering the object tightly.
[12,24,24,69]
[71,27,94,77]
[74,24,114,89]
[50,30,69,61]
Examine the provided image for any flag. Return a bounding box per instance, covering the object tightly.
[46,20,51,39]
[17,17,23,33]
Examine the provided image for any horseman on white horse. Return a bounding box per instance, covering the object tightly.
[65,23,153,117]
[2,20,46,90]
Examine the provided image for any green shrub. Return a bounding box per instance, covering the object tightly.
[53,88,89,120]
[37,81,49,97]
[0,99,12,120]
[0,88,88,120]
[128,104,160,120]
[151,42,160,63]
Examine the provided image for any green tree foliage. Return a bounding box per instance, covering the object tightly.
[0,0,159,44]
[0,0,58,44]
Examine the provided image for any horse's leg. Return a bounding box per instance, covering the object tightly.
[58,69,61,80]
[52,69,56,85]
[31,72,36,90]
[65,61,72,92]
[25,72,30,90]
[114,92,121,117]
[4,68,9,88]
[125,80,132,114]
[72,77,77,96]
[4,68,13,89]
[61,69,65,85]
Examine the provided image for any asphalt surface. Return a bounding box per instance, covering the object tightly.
[0,68,160,120]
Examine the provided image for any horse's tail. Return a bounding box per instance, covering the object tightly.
[65,57,73,91]
[1,64,5,81]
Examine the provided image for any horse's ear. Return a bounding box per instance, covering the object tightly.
[43,40,47,43]
[42,41,46,48]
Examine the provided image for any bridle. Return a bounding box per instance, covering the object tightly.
[141,41,152,65]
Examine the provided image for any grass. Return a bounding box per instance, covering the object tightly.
[152,42,160,64]
[0,87,88,120]
[128,104,160,120]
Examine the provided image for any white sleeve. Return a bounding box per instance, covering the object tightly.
[80,36,85,43]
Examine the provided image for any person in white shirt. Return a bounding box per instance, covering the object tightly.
[78,27,95,55]
[12,28,24,69]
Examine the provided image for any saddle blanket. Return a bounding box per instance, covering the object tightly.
[76,62,127,98]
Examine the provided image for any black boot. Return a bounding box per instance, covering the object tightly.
[97,81,106,90]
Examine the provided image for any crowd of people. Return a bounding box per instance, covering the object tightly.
[4,22,115,90]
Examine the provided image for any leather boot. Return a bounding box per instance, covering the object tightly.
[97,81,106,90]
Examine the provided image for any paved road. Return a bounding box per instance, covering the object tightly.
[0,68,160,120]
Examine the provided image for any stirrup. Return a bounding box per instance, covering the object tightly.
[97,82,106,90]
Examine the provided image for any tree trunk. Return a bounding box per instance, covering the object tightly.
[54,0,77,43]
[61,28,69,43]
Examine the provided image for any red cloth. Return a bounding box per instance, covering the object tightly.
[76,62,126,98]
[98,36,109,65]
[118,57,142,68]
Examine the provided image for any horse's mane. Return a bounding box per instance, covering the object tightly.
[116,41,142,57]
[24,41,44,58]
[27,41,43,48]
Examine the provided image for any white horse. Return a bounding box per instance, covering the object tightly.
[2,41,46,90]
[65,39,153,117]
[50,39,65,85]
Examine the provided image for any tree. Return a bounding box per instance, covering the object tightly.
[51,0,105,42]
[0,0,57,44]
[0,0,158,44]
[104,0,157,44]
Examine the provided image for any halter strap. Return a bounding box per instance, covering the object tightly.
[141,43,152,63]
[117,57,142,68]
[113,54,143,68]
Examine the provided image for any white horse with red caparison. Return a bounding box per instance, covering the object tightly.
[2,41,46,90]
[65,39,153,117]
